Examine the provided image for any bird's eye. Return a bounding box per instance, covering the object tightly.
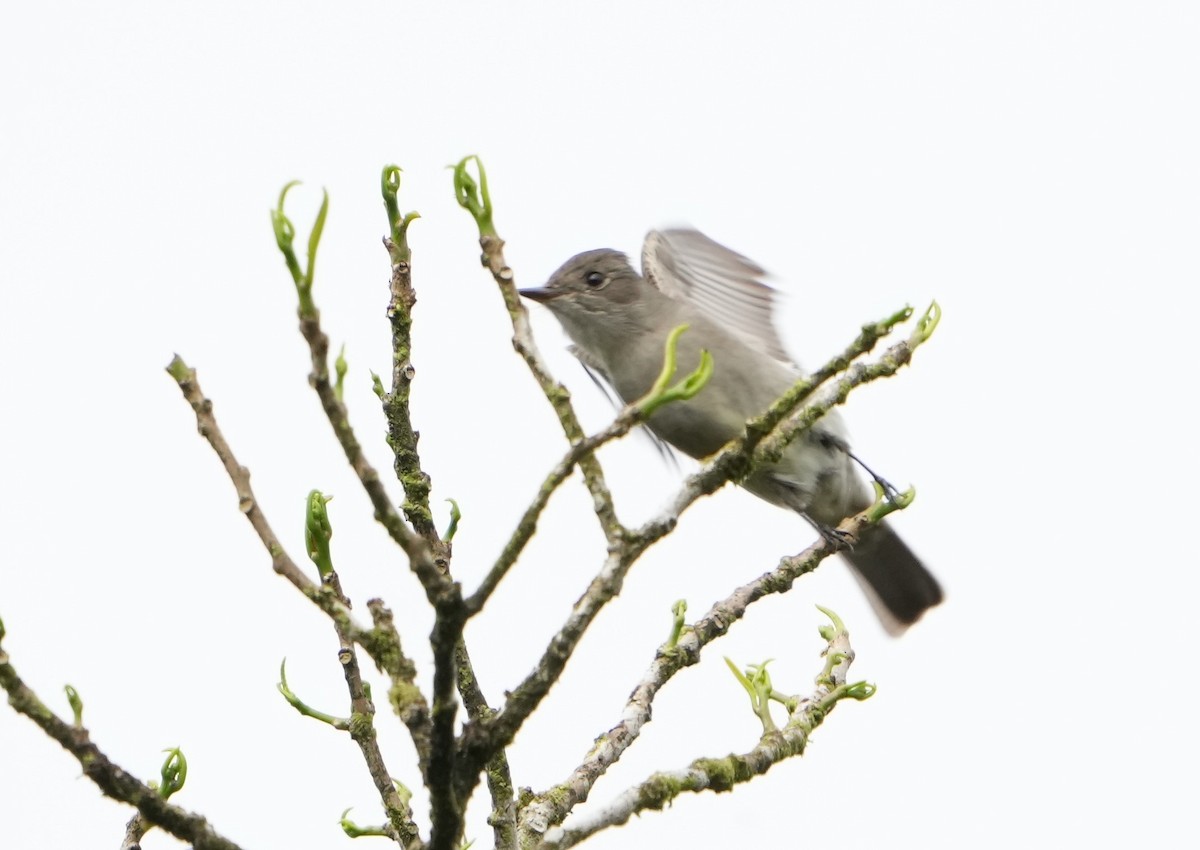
[584,271,605,287]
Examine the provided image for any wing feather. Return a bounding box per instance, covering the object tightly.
[641,228,793,365]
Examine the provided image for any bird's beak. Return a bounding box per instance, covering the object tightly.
[518,287,559,303]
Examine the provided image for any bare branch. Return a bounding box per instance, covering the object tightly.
[453,156,623,546]
[270,182,451,604]
[296,309,451,602]
[517,504,893,841]
[300,491,423,846]
[533,616,871,849]
[329,572,423,847]
[166,357,366,634]
[273,177,476,850]
[466,325,713,616]
[0,641,243,850]
[166,358,436,779]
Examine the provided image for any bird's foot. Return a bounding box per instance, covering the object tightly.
[817,523,857,551]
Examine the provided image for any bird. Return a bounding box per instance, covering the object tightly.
[519,227,942,634]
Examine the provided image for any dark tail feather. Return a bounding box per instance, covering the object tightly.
[841,521,943,635]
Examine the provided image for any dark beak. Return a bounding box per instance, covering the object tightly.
[518,287,559,303]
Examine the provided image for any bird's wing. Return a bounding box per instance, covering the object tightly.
[568,344,619,405]
[641,228,794,365]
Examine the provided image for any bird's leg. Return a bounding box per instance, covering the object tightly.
[846,449,901,503]
[816,430,901,502]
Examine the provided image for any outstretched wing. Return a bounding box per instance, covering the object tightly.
[641,228,793,366]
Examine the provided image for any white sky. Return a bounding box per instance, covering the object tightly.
[2,2,1197,848]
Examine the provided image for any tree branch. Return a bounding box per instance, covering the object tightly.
[368,599,433,778]
[517,504,895,842]
[270,181,451,606]
[453,156,623,546]
[166,357,369,639]
[379,166,445,557]
[533,615,870,849]
[330,572,423,847]
[300,490,423,846]
[454,639,516,850]
[166,358,436,788]
[465,326,712,616]
[0,639,243,850]
[633,309,938,548]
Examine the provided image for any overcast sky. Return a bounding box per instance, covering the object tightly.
[2,3,1197,848]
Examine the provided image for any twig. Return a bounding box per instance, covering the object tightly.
[327,572,423,847]
[0,643,243,850]
[466,327,711,616]
[166,358,436,781]
[377,170,478,850]
[271,181,451,605]
[458,546,629,785]
[274,179,474,850]
[297,309,451,603]
[453,156,622,545]
[517,506,891,842]
[635,317,937,547]
[300,490,423,845]
[533,617,870,849]
[381,248,443,548]
[379,168,445,557]
[165,357,370,640]
[368,599,433,777]
[464,415,634,616]
[427,610,467,850]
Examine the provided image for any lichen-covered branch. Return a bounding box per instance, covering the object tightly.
[532,615,871,849]
[302,493,423,847]
[274,182,475,850]
[270,182,451,605]
[634,306,939,548]
[297,302,449,601]
[334,581,422,846]
[368,599,433,778]
[426,609,467,850]
[516,504,895,843]
[454,639,516,849]
[378,166,446,558]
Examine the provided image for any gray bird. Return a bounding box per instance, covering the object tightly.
[520,228,942,634]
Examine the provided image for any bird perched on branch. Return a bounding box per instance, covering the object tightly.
[520,228,942,634]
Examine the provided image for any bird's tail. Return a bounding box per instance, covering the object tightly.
[841,521,943,635]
